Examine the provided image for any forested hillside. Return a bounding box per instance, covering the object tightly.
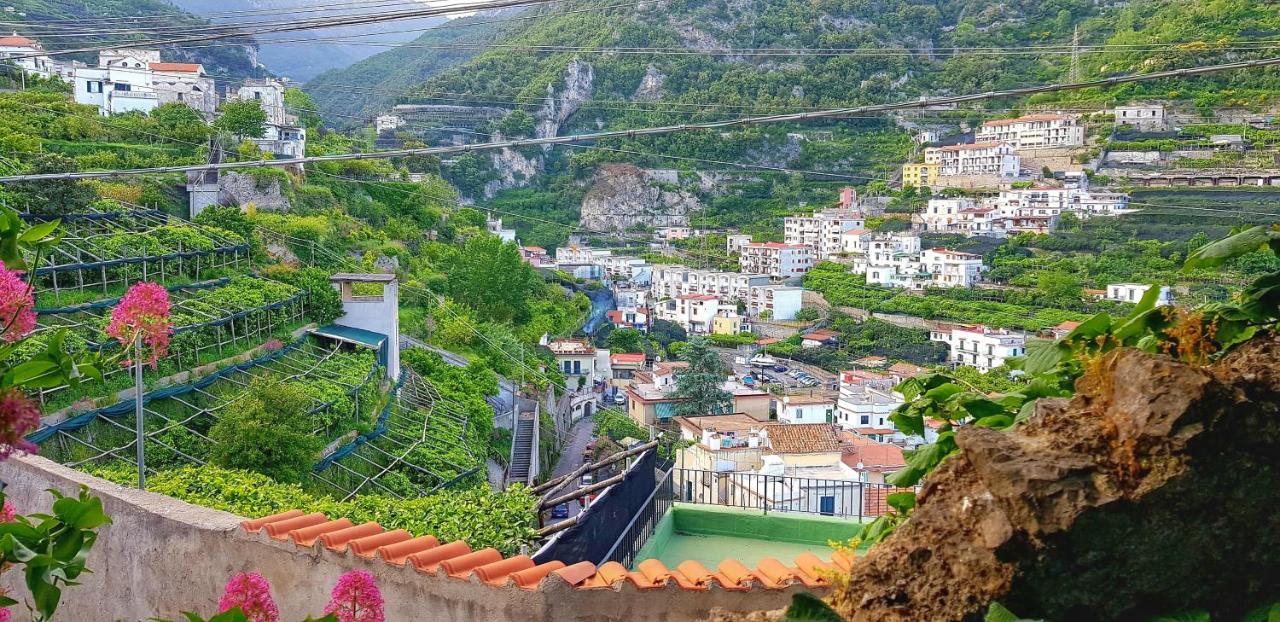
[2,0,264,82]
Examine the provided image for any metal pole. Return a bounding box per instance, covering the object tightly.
[135,333,146,490]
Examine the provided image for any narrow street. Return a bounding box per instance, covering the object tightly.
[544,414,597,524]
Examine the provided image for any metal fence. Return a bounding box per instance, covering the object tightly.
[601,468,674,568]
[670,468,910,521]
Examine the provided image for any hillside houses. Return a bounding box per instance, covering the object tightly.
[975,113,1085,149]
[929,324,1027,372]
[784,207,866,260]
[924,142,1021,177]
[917,177,1131,237]
[739,243,814,278]
[845,232,985,289]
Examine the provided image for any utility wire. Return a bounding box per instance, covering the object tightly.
[7,54,1280,182]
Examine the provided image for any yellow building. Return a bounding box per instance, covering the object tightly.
[711,313,742,336]
[902,162,940,188]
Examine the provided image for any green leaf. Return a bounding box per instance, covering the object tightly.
[781,592,844,622]
[889,406,925,438]
[975,414,1014,429]
[961,398,1006,419]
[886,491,916,514]
[18,220,61,244]
[985,602,1044,622]
[924,383,964,402]
[7,359,60,385]
[1240,602,1280,622]
[1023,341,1068,376]
[1185,226,1270,270]
[1065,312,1112,342]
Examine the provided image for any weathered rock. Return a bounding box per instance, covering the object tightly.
[826,335,1280,622]
[219,171,291,212]
[536,58,594,142]
[578,164,702,232]
[633,64,666,102]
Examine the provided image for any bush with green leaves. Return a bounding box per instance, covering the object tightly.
[209,378,326,484]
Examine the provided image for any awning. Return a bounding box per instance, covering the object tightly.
[311,324,388,350]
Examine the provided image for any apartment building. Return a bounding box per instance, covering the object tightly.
[918,199,1007,237]
[1114,103,1166,131]
[776,394,837,424]
[739,243,814,278]
[655,294,722,334]
[547,339,600,387]
[606,307,649,332]
[150,62,217,114]
[597,255,648,279]
[648,265,803,320]
[835,370,902,432]
[994,182,1131,220]
[976,113,1085,149]
[784,210,866,259]
[712,311,743,336]
[554,245,612,265]
[931,325,1026,372]
[726,234,753,254]
[0,33,58,79]
[919,248,985,287]
[1105,283,1174,306]
[924,142,1021,177]
[901,162,940,188]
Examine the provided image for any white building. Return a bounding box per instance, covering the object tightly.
[835,371,903,433]
[555,244,612,265]
[931,325,1026,372]
[547,339,600,388]
[994,181,1131,220]
[149,62,217,115]
[649,265,803,320]
[486,215,516,243]
[375,114,405,133]
[1104,283,1174,306]
[777,394,837,425]
[739,243,814,279]
[1114,103,1166,131]
[655,294,722,334]
[74,64,158,115]
[976,114,1085,149]
[925,142,1021,177]
[247,123,307,159]
[784,209,866,259]
[919,199,1007,238]
[919,248,985,288]
[232,78,291,126]
[726,234,753,254]
[598,255,648,279]
[0,33,55,78]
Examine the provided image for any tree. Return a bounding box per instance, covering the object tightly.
[445,234,538,323]
[150,102,211,144]
[284,87,322,131]
[214,99,267,138]
[794,307,821,322]
[605,328,648,353]
[650,319,688,349]
[209,378,323,483]
[673,337,733,417]
[3,153,96,214]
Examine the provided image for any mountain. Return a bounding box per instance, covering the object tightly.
[167,0,448,82]
[3,0,264,82]
[303,10,517,128]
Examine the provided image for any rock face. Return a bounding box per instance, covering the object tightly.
[578,164,703,232]
[536,58,594,142]
[828,335,1280,622]
[219,171,291,212]
[484,142,543,199]
[633,64,666,101]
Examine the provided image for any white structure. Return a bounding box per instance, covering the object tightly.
[925,142,1020,177]
[555,244,612,265]
[777,394,836,425]
[994,181,1131,220]
[976,114,1085,149]
[150,62,217,115]
[329,273,400,381]
[99,49,161,69]
[655,294,722,334]
[1104,283,1174,306]
[919,198,1007,237]
[835,371,903,433]
[486,215,516,243]
[739,243,814,279]
[648,265,803,320]
[598,255,648,279]
[0,33,54,78]
[919,248,985,288]
[547,339,600,387]
[784,210,866,259]
[375,114,405,133]
[232,78,291,126]
[246,123,307,159]
[1114,103,1166,131]
[726,234,753,254]
[931,325,1026,372]
[74,64,158,115]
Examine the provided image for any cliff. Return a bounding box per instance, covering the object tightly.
[578,164,702,232]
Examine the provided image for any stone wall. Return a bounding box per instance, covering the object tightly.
[0,456,804,622]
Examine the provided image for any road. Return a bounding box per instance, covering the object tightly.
[715,346,838,392]
[544,415,597,524]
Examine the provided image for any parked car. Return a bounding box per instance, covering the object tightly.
[773,365,789,373]
[550,503,570,519]
[612,393,627,406]
[580,473,595,488]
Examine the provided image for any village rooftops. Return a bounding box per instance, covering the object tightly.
[610,352,646,366]
[841,442,905,472]
[677,294,719,301]
[654,361,690,376]
[926,247,982,258]
[628,379,767,402]
[150,62,203,73]
[781,394,837,406]
[982,113,1072,127]
[887,362,928,378]
[764,423,841,454]
[0,34,38,46]
[841,369,891,384]
[676,413,762,435]
[803,329,839,342]
[548,339,596,355]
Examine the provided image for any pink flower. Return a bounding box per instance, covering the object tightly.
[107,282,172,369]
[0,388,40,461]
[0,606,11,622]
[262,339,284,352]
[323,570,385,622]
[0,266,36,343]
[218,572,279,622]
[0,499,15,522]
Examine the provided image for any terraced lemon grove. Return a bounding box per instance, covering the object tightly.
[15,203,541,554]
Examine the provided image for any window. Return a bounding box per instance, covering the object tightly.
[860,415,870,425]
[86,81,103,93]
[113,83,131,91]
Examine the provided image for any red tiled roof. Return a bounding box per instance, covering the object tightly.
[0,35,38,47]
[1055,321,1081,331]
[934,141,1005,152]
[887,362,927,378]
[150,62,202,73]
[240,510,848,591]
[765,423,841,453]
[863,487,915,517]
[842,442,905,471]
[677,294,718,301]
[610,352,646,365]
[803,329,839,341]
[755,337,780,345]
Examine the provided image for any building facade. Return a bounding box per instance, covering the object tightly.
[931,325,1027,372]
[739,243,814,278]
[901,162,940,188]
[655,294,722,334]
[976,114,1085,149]
[649,265,803,320]
[784,210,866,259]
[925,142,1020,177]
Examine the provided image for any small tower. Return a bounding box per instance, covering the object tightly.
[324,273,400,381]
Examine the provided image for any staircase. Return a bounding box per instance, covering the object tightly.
[508,413,536,486]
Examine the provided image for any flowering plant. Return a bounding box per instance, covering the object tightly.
[218,572,280,622]
[106,281,172,369]
[323,571,385,622]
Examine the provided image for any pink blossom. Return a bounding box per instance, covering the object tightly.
[0,388,40,461]
[262,339,285,352]
[0,266,36,343]
[0,499,15,522]
[323,570,385,622]
[107,282,172,369]
[218,572,279,622]
[0,606,11,622]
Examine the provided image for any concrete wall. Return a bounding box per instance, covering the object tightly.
[334,281,400,381]
[0,456,806,621]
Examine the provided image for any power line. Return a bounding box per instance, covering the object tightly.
[7,54,1280,182]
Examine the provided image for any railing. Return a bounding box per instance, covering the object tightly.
[601,468,674,568]
[670,468,910,521]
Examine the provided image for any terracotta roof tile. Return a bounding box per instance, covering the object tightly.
[150,62,202,72]
[765,423,842,453]
[240,510,849,593]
